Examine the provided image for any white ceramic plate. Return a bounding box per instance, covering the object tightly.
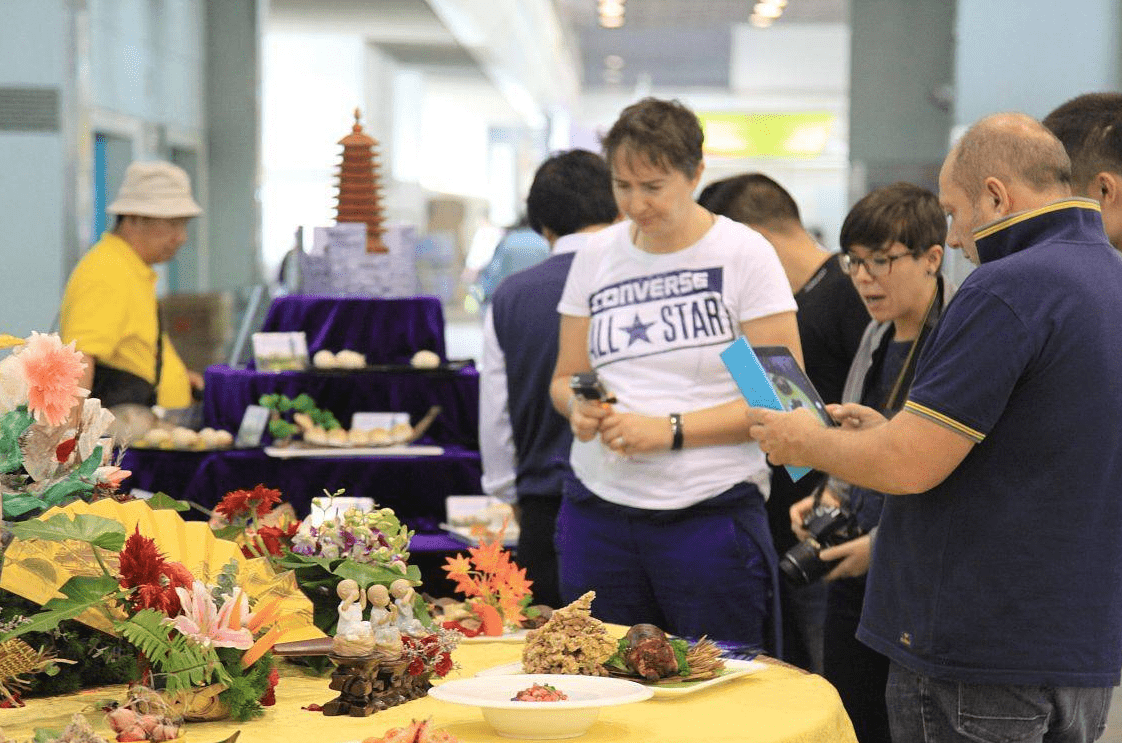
[429,673,652,740]
[476,657,767,697]
[264,445,444,458]
[440,523,519,548]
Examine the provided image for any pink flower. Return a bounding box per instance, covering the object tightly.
[169,581,253,650]
[94,465,131,488]
[17,333,87,427]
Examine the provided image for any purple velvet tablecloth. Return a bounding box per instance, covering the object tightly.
[202,364,479,449]
[119,446,482,531]
[260,295,446,364]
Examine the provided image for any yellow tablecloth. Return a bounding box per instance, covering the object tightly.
[1,641,856,743]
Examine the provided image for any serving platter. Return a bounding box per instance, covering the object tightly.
[475,657,767,697]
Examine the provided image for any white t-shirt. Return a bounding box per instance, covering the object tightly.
[557,216,796,510]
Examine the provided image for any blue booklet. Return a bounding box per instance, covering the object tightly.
[720,339,833,481]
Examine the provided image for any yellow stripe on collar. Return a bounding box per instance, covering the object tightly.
[904,401,985,443]
[973,199,1101,241]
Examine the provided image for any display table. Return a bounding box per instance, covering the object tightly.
[202,364,480,449]
[120,446,482,529]
[260,295,446,364]
[0,638,857,743]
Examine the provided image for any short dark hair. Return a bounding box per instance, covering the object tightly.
[840,182,946,260]
[952,113,1071,200]
[526,150,618,237]
[1043,93,1122,188]
[601,97,704,178]
[697,173,801,230]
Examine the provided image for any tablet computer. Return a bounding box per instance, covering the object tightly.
[719,339,834,481]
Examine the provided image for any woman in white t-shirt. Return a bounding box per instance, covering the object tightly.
[548,98,802,652]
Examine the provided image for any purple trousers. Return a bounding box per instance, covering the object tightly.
[555,475,779,655]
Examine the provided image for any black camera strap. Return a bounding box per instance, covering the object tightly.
[883,275,945,413]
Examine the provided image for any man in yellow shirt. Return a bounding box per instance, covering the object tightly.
[61,161,202,409]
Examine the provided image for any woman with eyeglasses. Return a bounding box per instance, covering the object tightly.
[549,98,801,655]
[789,182,949,743]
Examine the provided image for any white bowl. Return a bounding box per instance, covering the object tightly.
[428,673,652,739]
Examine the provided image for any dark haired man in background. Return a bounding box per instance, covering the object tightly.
[699,173,868,673]
[1044,92,1122,249]
[479,149,619,608]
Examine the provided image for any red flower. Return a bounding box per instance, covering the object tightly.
[240,524,297,558]
[433,652,453,677]
[406,657,425,676]
[216,485,283,520]
[118,528,194,615]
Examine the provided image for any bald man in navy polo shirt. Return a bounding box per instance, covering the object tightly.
[748,113,1122,743]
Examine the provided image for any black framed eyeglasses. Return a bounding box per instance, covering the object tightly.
[840,252,915,278]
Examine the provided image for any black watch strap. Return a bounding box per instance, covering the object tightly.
[669,413,684,450]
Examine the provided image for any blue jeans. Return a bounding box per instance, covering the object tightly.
[885,663,1111,743]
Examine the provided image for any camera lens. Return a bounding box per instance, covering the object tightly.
[779,540,834,586]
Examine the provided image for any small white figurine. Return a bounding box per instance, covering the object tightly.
[333,579,375,656]
[390,578,426,637]
[368,583,402,653]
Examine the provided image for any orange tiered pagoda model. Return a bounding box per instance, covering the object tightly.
[335,108,388,253]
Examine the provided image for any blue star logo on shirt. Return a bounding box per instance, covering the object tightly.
[619,313,654,346]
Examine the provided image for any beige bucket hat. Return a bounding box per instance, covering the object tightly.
[107,161,203,218]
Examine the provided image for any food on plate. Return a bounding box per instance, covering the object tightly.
[169,426,198,449]
[410,349,441,369]
[522,592,616,676]
[335,349,366,368]
[390,421,414,443]
[362,718,459,743]
[620,624,680,680]
[313,349,337,368]
[131,425,233,451]
[512,683,567,702]
[604,627,725,682]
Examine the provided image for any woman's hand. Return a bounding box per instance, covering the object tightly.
[819,535,872,581]
[826,403,887,430]
[599,411,673,455]
[569,396,610,442]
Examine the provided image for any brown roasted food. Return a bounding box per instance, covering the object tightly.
[623,624,680,680]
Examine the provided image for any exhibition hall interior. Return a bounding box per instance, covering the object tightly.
[2,1,1122,742]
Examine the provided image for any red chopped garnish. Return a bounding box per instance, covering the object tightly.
[302,703,323,712]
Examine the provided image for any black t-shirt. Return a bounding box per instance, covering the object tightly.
[768,254,869,554]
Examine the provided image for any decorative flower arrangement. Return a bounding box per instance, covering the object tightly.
[208,484,300,559]
[0,512,285,723]
[0,332,126,522]
[400,631,457,679]
[441,533,534,635]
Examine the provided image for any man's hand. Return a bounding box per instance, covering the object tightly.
[569,397,610,442]
[789,488,842,541]
[745,406,822,467]
[819,534,872,581]
[826,403,887,430]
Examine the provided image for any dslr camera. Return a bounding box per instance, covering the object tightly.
[779,502,864,586]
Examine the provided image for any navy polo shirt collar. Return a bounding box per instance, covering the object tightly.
[973,198,1103,264]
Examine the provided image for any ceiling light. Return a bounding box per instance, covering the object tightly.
[598,0,625,14]
[749,13,774,27]
[604,54,625,70]
[753,2,784,19]
[603,69,623,85]
[600,14,624,28]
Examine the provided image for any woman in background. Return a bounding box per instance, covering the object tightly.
[790,182,949,742]
[549,97,801,653]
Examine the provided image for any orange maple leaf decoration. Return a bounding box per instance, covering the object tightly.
[441,524,532,628]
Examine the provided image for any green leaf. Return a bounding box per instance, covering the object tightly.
[2,493,46,520]
[0,575,121,640]
[0,407,34,473]
[36,477,95,510]
[8,513,127,551]
[72,445,103,479]
[145,492,190,512]
[332,560,421,587]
